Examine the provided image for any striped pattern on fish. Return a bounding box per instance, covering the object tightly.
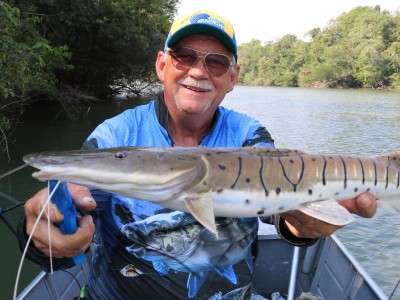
[23,147,400,235]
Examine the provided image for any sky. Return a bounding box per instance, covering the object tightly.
[177,0,400,45]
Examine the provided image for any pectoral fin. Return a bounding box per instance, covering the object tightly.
[298,199,355,226]
[184,191,217,236]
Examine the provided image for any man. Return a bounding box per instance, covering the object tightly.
[18,10,377,299]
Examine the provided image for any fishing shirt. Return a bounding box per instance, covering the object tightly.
[81,95,276,300]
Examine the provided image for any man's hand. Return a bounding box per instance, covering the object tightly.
[24,184,96,257]
[281,192,377,239]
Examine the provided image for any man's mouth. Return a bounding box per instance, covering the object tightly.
[183,84,209,92]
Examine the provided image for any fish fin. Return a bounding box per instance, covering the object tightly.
[212,264,237,284]
[245,248,254,272]
[298,199,355,226]
[187,271,208,298]
[152,261,169,276]
[184,190,218,237]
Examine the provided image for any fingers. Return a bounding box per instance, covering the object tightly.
[31,216,95,257]
[282,192,378,239]
[23,185,96,258]
[68,184,97,211]
[339,192,377,218]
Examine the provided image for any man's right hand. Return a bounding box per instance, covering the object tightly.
[23,184,96,258]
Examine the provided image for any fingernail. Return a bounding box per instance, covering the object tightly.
[358,193,371,207]
[82,196,95,204]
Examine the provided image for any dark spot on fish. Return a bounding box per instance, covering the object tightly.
[218,164,226,170]
[257,209,264,215]
[276,187,281,195]
[335,192,339,196]
[319,193,323,198]
[177,157,186,161]
[308,189,313,195]
[170,167,174,171]
[203,181,207,186]
[312,158,316,162]
[206,153,212,156]
[157,153,166,159]
[278,206,284,211]
[354,187,358,193]
[217,188,224,193]
[246,178,251,183]
[289,159,294,164]
[367,188,370,192]
[245,199,251,205]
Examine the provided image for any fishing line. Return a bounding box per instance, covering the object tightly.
[362,229,400,299]
[0,191,22,205]
[363,230,400,268]
[13,180,61,300]
[389,277,400,299]
[0,164,29,179]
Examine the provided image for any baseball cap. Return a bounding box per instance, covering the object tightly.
[165,10,238,61]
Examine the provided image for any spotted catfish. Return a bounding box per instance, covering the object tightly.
[23,147,400,235]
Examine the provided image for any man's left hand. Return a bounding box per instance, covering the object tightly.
[281,192,377,239]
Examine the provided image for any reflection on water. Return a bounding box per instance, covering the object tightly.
[0,87,399,298]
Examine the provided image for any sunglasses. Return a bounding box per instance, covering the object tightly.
[167,46,234,77]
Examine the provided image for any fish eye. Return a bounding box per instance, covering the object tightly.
[114,151,126,159]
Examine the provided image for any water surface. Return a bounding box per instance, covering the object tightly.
[0,86,399,298]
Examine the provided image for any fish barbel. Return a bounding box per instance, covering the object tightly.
[23,147,400,235]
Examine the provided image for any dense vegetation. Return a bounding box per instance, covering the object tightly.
[0,0,179,153]
[238,6,400,89]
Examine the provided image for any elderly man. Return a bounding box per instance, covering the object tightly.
[19,10,376,299]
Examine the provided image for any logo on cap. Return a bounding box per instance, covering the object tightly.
[190,13,225,31]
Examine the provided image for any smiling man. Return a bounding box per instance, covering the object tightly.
[19,10,377,299]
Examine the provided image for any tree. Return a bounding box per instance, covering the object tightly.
[12,0,179,98]
[0,2,71,153]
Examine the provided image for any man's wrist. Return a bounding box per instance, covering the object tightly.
[275,215,318,247]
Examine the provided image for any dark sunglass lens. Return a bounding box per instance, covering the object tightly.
[171,48,197,68]
[205,54,231,76]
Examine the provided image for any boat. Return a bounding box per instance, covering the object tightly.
[17,227,388,300]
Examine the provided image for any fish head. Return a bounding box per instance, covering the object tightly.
[23,147,209,201]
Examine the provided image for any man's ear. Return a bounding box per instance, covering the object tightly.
[155,51,166,83]
[227,64,240,93]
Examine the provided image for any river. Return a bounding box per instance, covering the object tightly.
[0,86,399,299]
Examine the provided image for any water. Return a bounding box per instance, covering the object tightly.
[0,86,399,298]
[223,86,400,298]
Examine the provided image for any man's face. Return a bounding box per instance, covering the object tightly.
[156,35,240,118]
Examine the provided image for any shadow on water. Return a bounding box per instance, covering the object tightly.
[0,95,150,299]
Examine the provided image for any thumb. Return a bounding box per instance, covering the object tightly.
[68,184,97,211]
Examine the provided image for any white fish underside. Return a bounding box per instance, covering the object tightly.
[23,147,400,235]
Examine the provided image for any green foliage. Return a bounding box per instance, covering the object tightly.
[0,1,71,150]
[13,0,179,97]
[238,6,400,90]
[1,0,180,152]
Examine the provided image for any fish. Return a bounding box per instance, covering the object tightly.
[23,147,400,235]
[121,211,257,297]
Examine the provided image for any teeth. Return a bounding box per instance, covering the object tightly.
[186,85,205,92]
